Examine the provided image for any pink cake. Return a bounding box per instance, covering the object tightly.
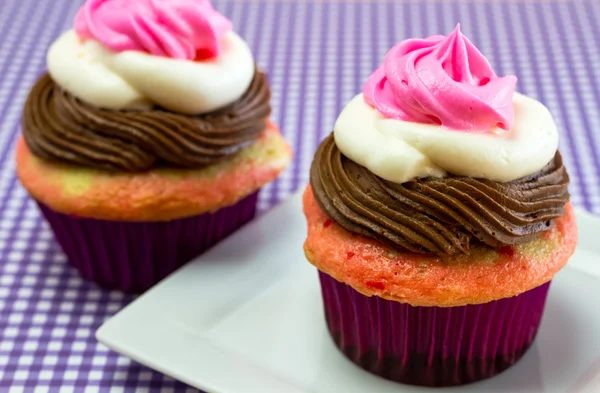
[16,0,291,293]
[303,25,576,386]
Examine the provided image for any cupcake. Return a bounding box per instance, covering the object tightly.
[304,25,576,386]
[16,0,291,293]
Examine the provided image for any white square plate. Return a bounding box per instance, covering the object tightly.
[97,190,600,393]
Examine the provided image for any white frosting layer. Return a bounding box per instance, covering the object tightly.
[334,93,559,183]
[47,30,255,115]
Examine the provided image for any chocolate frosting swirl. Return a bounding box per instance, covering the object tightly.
[311,134,570,256]
[22,70,271,171]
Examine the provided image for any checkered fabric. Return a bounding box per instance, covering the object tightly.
[0,0,598,391]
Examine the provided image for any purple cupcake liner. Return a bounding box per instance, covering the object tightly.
[38,192,258,293]
[318,271,550,387]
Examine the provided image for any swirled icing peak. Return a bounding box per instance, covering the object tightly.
[74,0,232,60]
[363,24,517,132]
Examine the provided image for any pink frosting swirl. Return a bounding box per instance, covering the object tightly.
[74,0,232,60]
[363,24,517,132]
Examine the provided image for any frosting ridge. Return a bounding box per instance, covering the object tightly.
[74,0,232,60]
[22,71,270,172]
[363,24,517,132]
[338,27,557,185]
[311,135,570,256]
[334,93,559,184]
[47,29,255,114]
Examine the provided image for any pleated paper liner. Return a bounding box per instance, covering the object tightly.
[319,271,550,387]
[38,191,258,293]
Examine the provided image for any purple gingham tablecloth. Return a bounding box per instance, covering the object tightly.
[1,0,599,391]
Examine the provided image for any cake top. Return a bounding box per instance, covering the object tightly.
[22,0,272,173]
[310,26,569,257]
